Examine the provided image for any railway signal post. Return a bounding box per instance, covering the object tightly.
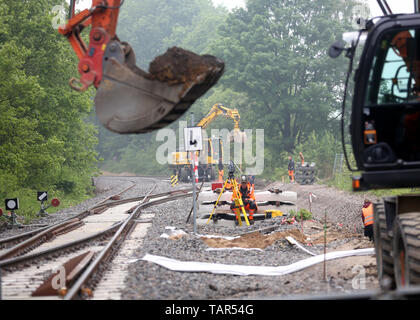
[36,191,60,217]
[184,113,203,234]
[5,198,22,229]
[37,191,49,217]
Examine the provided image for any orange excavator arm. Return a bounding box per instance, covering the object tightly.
[58,0,122,91]
[58,1,224,134]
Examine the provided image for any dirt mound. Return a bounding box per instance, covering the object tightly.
[306,230,357,244]
[202,229,308,250]
[201,226,359,250]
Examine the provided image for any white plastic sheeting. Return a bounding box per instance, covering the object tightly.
[205,247,264,252]
[285,236,317,256]
[141,248,374,276]
[160,226,187,239]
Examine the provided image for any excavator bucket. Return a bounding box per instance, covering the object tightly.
[95,43,225,134]
[232,129,247,143]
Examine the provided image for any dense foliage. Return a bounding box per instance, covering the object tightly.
[97,0,362,180]
[0,0,98,213]
[96,0,228,175]
[0,0,369,218]
[208,0,360,178]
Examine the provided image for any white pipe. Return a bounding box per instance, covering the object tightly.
[141,248,374,276]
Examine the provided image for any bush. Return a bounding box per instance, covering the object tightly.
[289,208,312,221]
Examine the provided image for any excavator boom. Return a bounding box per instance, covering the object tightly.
[59,1,224,134]
[196,103,245,143]
[196,103,240,129]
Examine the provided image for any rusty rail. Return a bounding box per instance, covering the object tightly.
[0,185,194,261]
[0,181,137,249]
[64,186,194,300]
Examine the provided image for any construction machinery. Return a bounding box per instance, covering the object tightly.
[170,103,246,182]
[58,0,224,134]
[294,152,317,185]
[329,0,420,289]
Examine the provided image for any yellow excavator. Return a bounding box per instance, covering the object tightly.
[170,103,246,182]
[58,0,224,134]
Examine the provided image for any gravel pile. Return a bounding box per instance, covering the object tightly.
[121,180,376,300]
[1,176,377,299]
[265,182,381,234]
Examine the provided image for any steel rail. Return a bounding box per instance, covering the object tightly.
[0,187,194,262]
[64,186,194,300]
[0,222,121,268]
[63,185,156,300]
[0,181,136,248]
[0,186,194,260]
[275,284,420,300]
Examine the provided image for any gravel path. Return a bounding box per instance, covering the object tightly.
[0,177,379,299]
[120,180,379,300]
[265,182,381,234]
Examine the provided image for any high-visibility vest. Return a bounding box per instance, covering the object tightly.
[232,182,255,202]
[362,204,374,226]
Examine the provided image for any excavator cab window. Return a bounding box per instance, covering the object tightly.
[350,15,420,189]
[360,27,420,166]
[365,30,419,105]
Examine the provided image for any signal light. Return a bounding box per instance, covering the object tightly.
[0,208,3,217]
[352,177,361,190]
[51,198,60,208]
[5,198,19,211]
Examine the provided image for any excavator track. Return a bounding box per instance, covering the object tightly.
[393,212,420,287]
[373,201,395,288]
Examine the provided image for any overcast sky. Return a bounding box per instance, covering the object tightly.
[71,0,414,16]
[213,0,414,15]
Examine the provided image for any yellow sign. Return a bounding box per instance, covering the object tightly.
[170,175,179,186]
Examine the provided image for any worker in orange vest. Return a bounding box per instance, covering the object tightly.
[362,199,374,241]
[218,163,224,182]
[230,175,257,225]
[299,152,305,165]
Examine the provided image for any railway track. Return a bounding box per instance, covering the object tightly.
[0,181,137,252]
[0,183,196,300]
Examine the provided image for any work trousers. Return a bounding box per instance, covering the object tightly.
[288,170,294,182]
[364,224,374,242]
[230,200,257,220]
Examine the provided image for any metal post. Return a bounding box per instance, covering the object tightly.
[332,154,338,178]
[191,113,197,234]
[338,153,344,174]
[323,210,327,282]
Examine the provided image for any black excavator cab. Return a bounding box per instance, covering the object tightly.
[332,13,420,190]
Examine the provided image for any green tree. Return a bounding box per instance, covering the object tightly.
[209,0,360,175]
[97,0,228,174]
[294,131,342,178]
[0,0,98,198]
